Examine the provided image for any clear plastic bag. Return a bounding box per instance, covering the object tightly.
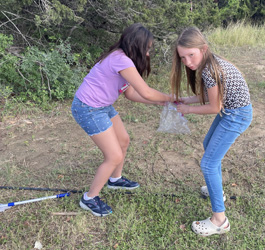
[157,102,191,134]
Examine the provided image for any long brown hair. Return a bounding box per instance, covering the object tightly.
[170,27,225,105]
[96,23,153,77]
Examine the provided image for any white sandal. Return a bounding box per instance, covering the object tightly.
[191,217,230,236]
[201,186,226,202]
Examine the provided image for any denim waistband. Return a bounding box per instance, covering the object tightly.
[222,104,252,116]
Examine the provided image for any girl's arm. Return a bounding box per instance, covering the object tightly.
[179,95,200,104]
[119,67,173,102]
[124,85,166,105]
[177,86,221,115]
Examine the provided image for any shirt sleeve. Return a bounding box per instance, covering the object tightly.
[202,66,217,89]
[110,51,136,74]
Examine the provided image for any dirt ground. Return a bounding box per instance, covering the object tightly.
[0,47,264,198]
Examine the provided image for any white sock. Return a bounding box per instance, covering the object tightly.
[109,176,122,183]
[83,192,94,200]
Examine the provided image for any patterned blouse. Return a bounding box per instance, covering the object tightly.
[202,55,251,109]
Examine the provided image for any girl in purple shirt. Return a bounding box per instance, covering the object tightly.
[71,23,173,216]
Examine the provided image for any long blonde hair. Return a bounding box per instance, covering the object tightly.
[170,27,225,105]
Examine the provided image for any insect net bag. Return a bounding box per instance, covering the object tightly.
[157,102,190,134]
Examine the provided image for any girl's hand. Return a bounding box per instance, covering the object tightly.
[176,103,190,114]
[179,97,191,105]
[166,94,176,102]
[179,96,200,105]
[154,101,167,106]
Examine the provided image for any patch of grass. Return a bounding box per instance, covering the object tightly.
[102,190,265,250]
[207,21,265,48]
[257,81,265,89]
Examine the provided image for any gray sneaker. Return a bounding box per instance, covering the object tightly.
[79,196,112,217]
[107,176,140,190]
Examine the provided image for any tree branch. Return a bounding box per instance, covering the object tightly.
[0,17,20,28]
[1,11,31,46]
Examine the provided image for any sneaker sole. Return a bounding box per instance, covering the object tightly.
[107,184,140,190]
[79,200,112,217]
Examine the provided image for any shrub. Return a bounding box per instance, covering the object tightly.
[0,34,86,105]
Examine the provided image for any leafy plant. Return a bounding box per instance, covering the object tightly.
[0,34,86,105]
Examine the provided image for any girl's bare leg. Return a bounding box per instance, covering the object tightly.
[87,115,129,197]
[109,114,130,178]
[211,212,227,226]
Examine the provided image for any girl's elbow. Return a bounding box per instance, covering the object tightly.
[214,107,222,114]
[124,91,130,99]
[210,102,222,114]
[140,89,153,100]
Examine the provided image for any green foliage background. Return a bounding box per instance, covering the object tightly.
[0,0,264,105]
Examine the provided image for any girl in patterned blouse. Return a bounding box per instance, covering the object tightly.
[171,27,252,236]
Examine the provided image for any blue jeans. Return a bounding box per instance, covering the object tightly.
[71,96,118,136]
[201,104,252,213]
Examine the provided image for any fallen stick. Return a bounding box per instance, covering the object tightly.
[51,212,78,216]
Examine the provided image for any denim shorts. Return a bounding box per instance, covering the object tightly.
[71,96,118,136]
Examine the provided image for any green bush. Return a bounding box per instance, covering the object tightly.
[0,34,86,105]
[0,34,20,109]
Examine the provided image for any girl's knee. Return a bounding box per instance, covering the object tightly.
[200,158,207,173]
[200,156,212,174]
[106,151,124,166]
[200,156,221,176]
[121,133,130,151]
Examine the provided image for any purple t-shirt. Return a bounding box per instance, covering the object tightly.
[75,49,135,107]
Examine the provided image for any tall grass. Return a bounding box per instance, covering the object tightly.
[207,21,265,47]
